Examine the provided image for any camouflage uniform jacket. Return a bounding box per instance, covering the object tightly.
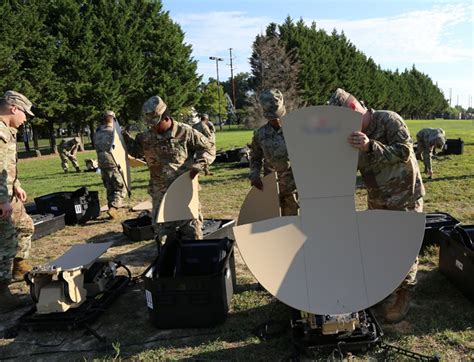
[125,120,212,192]
[94,124,116,169]
[0,119,21,203]
[249,122,294,183]
[358,110,425,209]
[58,138,79,155]
[193,121,216,156]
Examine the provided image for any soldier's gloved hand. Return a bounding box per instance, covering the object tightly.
[189,167,201,179]
[251,177,263,190]
[0,202,13,220]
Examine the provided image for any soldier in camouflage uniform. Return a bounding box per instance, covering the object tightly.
[94,111,127,219]
[123,96,212,248]
[58,137,81,173]
[0,91,35,311]
[329,88,425,323]
[415,127,446,179]
[193,114,216,175]
[249,89,298,216]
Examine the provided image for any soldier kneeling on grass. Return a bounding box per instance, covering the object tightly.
[94,111,127,219]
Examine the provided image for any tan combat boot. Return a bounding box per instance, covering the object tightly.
[12,258,31,281]
[0,282,30,312]
[384,288,412,324]
[107,206,119,219]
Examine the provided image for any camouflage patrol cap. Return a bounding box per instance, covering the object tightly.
[103,110,115,118]
[260,89,286,120]
[142,95,167,125]
[3,90,34,116]
[328,88,351,107]
[201,113,209,119]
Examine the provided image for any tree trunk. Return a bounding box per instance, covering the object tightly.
[89,121,95,149]
[32,125,41,156]
[49,120,57,154]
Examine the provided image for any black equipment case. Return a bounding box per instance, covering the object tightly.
[24,202,66,240]
[438,225,474,302]
[423,212,460,246]
[440,138,464,155]
[122,215,235,242]
[34,187,100,225]
[143,238,236,328]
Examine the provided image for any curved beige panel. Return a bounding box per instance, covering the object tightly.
[237,172,280,226]
[157,171,199,222]
[282,106,361,199]
[111,120,132,195]
[233,216,309,311]
[357,210,426,306]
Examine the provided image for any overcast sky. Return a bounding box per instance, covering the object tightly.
[162,0,473,108]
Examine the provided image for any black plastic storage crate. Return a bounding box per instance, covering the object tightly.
[423,212,460,246]
[24,202,66,240]
[122,215,235,242]
[121,214,155,241]
[34,187,100,225]
[440,138,464,155]
[439,225,474,302]
[143,238,235,328]
[30,213,66,240]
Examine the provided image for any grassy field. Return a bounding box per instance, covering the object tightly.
[1,119,473,360]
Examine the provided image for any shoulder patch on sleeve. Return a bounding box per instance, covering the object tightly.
[200,136,209,144]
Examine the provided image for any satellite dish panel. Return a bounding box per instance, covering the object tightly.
[156,171,199,223]
[111,119,131,195]
[237,172,280,226]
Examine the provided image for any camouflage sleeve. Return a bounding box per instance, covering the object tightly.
[0,135,9,203]
[188,128,212,169]
[123,132,144,159]
[249,130,263,181]
[208,122,216,133]
[369,120,411,164]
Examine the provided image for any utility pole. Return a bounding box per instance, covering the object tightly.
[229,48,236,110]
[209,56,224,131]
[449,88,452,107]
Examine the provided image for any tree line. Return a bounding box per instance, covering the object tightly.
[0,0,201,151]
[0,2,458,153]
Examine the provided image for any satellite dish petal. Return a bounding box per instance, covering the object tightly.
[111,119,132,195]
[233,216,309,311]
[237,172,280,226]
[157,171,199,222]
[357,210,426,306]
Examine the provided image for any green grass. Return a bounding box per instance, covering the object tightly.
[7,119,474,360]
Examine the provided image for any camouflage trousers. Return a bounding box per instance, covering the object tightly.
[101,167,127,209]
[150,186,203,247]
[368,197,424,290]
[59,150,79,171]
[277,172,299,217]
[0,197,34,283]
[203,150,216,175]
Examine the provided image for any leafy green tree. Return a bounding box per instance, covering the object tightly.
[195,81,226,124]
